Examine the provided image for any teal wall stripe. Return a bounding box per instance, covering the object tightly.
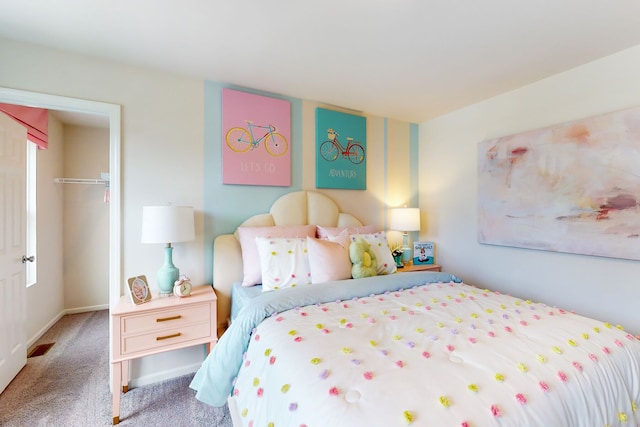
[203,81,303,283]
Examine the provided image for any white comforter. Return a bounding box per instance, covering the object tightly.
[230,280,640,426]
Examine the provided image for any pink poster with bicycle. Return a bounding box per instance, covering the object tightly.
[222,88,291,186]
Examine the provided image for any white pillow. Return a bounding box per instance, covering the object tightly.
[307,231,352,284]
[255,237,312,292]
[237,225,316,287]
[350,232,397,275]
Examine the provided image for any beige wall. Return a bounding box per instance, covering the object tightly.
[0,37,206,385]
[420,44,640,334]
[0,38,206,294]
[26,114,65,343]
[62,125,110,309]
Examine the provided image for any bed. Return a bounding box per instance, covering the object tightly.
[191,191,640,426]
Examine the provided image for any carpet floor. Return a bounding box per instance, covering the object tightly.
[0,310,232,427]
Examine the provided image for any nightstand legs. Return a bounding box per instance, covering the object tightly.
[122,359,129,392]
[112,360,130,424]
[112,362,121,424]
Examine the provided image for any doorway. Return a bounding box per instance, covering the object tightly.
[0,87,121,383]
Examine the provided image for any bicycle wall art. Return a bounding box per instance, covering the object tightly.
[222,88,291,186]
[315,108,367,190]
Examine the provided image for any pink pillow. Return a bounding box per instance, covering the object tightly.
[316,224,376,239]
[237,225,316,287]
[307,231,352,284]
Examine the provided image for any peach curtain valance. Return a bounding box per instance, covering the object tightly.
[0,103,48,149]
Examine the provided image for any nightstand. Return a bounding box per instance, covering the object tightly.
[110,285,217,424]
[397,263,441,272]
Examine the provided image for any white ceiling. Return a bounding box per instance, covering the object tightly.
[2,1,640,123]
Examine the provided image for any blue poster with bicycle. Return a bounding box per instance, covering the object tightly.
[315,108,366,190]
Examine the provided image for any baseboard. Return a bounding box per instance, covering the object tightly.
[129,362,203,388]
[65,304,110,314]
[27,304,109,348]
[27,311,66,348]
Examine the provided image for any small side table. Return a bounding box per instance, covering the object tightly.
[397,263,441,272]
[110,285,217,424]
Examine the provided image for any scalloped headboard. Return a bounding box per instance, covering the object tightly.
[213,191,362,334]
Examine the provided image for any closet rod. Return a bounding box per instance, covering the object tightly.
[53,178,109,185]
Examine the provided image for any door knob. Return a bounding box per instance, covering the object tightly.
[22,255,35,263]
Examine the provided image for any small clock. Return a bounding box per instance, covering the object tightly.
[173,276,192,298]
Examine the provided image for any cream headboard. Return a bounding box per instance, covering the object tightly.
[213,190,362,334]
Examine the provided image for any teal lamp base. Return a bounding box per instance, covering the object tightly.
[157,246,179,295]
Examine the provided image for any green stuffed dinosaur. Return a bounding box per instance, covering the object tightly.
[349,237,378,279]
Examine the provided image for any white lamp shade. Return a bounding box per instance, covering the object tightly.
[141,206,195,244]
[389,207,421,232]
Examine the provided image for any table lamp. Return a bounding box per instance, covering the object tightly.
[389,207,421,265]
[141,205,195,295]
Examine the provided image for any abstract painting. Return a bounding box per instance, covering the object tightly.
[315,108,366,190]
[478,106,640,260]
[222,88,291,186]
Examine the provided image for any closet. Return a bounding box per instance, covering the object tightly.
[53,118,110,311]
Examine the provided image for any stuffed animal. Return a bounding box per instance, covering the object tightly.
[349,237,378,279]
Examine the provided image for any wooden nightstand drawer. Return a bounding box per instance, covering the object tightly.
[121,321,212,355]
[398,263,441,272]
[121,303,210,334]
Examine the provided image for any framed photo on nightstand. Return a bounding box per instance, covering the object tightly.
[413,241,435,265]
[127,275,152,305]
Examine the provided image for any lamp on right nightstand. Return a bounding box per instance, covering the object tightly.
[389,207,421,266]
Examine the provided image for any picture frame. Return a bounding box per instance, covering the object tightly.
[315,108,367,190]
[478,105,640,261]
[221,88,291,187]
[413,241,435,265]
[127,275,152,305]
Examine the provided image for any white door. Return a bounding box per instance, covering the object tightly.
[0,112,27,393]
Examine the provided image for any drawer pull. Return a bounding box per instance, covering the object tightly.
[156,332,181,341]
[156,315,182,322]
